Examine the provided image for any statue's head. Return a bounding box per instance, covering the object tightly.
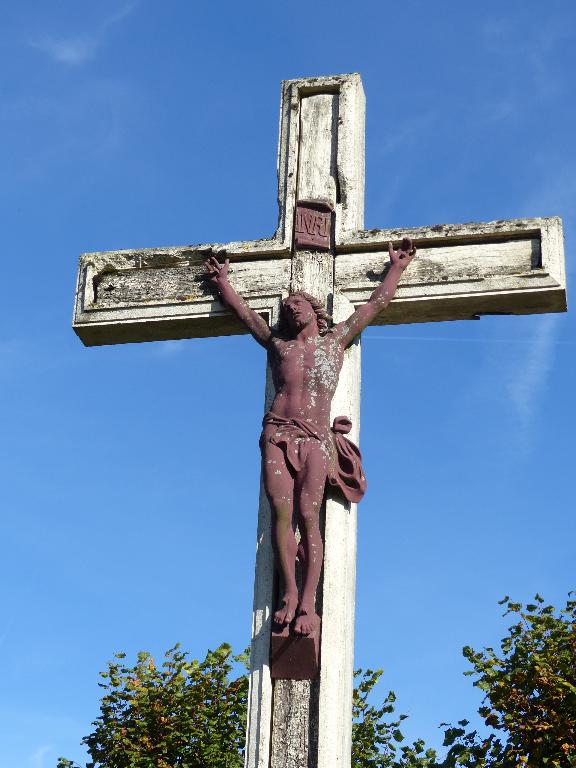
[279,292,332,337]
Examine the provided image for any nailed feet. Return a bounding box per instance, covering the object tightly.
[274,594,298,626]
[294,605,320,635]
[274,594,320,636]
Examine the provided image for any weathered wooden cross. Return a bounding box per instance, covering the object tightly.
[73,73,566,768]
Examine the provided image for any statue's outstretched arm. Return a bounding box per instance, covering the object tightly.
[334,238,416,348]
[205,254,272,347]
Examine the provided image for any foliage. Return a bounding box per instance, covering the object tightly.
[351,594,576,768]
[440,594,576,768]
[352,667,438,768]
[57,643,248,768]
[59,595,576,768]
[59,646,421,768]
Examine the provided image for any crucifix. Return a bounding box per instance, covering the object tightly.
[73,74,566,768]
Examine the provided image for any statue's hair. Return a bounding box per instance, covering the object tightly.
[278,291,333,337]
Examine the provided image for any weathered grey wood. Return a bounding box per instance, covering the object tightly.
[270,88,347,768]
[270,680,319,768]
[338,214,562,252]
[77,258,291,346]
[287,86,365,768]
[74,250,290,345]
[319,291,360,768]
[291,251,334,307]
[244,75,367,768]
[93,258,291,309]
[73,216,565,346]
[275,74,366,247]
[339,238,541,287]
[335,222,566,324]
[245,362,277,768]
[297,94,339,203]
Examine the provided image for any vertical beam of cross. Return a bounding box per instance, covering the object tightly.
[245,74,365,768]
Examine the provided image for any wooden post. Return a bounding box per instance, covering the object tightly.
[246,76,366,768]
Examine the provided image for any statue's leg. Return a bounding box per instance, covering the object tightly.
[294,444,328,635]
[262,440,298,625]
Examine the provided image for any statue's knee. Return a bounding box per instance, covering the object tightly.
[270,498,292,521]
[299,506,320,528]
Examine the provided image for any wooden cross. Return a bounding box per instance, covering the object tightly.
[73,73,566,768]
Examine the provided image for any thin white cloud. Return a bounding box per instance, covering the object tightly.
[29,2,138,66]
[456,314,563,462]
[505,313,560,430]
[481,98,518,126]
[376,112,435,159]
[480,14,575,114]
[154,340,189,357]
[364,334,574,345]
[372,313,563,462]
[30,744,52,768]
[30,35,99,65]
[0,76,144,183]
[104,2,139,27]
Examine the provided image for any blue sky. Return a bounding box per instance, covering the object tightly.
[1,1,575,765]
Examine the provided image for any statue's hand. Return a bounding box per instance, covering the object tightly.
[204,253,230,285]
[388,237,416,270]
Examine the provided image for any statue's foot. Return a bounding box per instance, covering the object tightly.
[294,606,320,636]
[274,594,298,626]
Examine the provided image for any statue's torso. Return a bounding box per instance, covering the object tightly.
[268,334,344,426]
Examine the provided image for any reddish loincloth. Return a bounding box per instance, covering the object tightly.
[261,411,367,503]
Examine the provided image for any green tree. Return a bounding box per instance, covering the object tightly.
[441,594,576,768]
[58,646,425,768]
[59,595,576,768]
[58,643,248,768]
[351,667,438,768]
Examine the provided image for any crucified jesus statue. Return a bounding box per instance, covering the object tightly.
[205,237,416,636]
